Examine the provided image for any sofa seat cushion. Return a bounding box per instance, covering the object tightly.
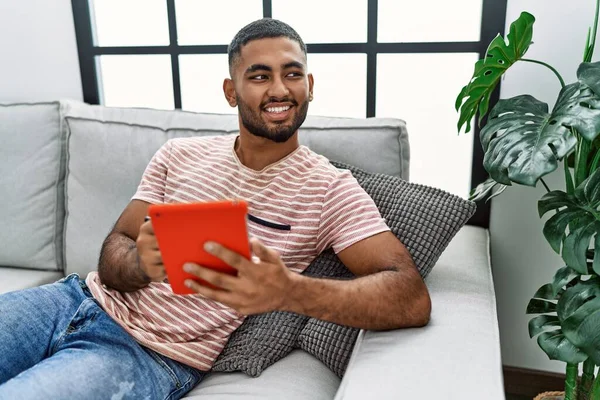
[336,226,504,399]
[0,267,63,294]
[184,349,340,400]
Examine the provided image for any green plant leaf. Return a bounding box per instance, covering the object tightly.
[566,136,600,170]
[559,279,600,365]
[588,249,596,260]
[527,298,558,314]
[584,27,593,62]
[468,177,509,202]
[455,12,535,133]
[562,222,599,274]
[543,210,583,254]
[533,283,556,300]
[562,299,600,365]
[527,279,588,364]
[564,158,576,194]
[594,236,600,275]
[557,278,600,320]
[538,169,600,274]
[478,62,600,187]
[537,331,589,363]
[529,315,561,338]
[578,62,600,96]
[538,190,573,216]
[480,85,600,187]
[554,64,600,144]
[552,266,580,297]
[579,160,600,205]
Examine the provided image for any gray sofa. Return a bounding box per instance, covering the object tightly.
[0,100,505,399]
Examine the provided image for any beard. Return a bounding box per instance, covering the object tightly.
[236,95,309,143]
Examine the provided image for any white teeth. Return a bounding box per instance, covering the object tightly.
[266,106,291,113]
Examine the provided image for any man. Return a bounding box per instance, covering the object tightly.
[0,18,430,399]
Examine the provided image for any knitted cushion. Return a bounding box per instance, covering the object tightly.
[296,248,357,377]
[331,161,477,278]
[212,161,476,377]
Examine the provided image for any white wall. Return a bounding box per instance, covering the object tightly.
[0,0,82,102]
[491,0,600,374]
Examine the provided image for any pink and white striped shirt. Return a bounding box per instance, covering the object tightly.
[86,134,390,370]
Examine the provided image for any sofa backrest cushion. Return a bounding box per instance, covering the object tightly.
[61,100,409,276]
[298,116,409,179]
[0,102,65,271]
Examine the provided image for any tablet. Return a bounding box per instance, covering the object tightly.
[148,200,251,295]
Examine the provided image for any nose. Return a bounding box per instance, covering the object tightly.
[267,76,290,99]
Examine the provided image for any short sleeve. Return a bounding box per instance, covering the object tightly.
[131,140,173,204]
[316,170,390,254]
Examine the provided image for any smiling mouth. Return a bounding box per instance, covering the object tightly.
[264,105,292,114]
[262,104,294,122]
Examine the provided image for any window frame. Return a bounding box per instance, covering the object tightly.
[71,0,508,228]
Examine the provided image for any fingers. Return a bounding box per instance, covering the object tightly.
[250,238,278,263]
[204,240,281,271]
[147,252,163,266]
[139,252,165,281]
[137,220,164,281]
[139,220,156,239]
[138,226,159,252]
[204,242,248,271]
[183,263,237,291]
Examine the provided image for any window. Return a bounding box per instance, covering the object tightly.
[98,55,174,109]
[376,53,479,197]
[72,0,507,226]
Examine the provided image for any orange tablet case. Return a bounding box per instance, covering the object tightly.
[148,200,251,295]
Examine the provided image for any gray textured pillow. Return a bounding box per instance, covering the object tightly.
[212,161,476,377]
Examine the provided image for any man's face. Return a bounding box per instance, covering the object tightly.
[229,37,313,143]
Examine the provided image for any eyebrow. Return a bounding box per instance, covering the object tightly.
[245,61,305,74]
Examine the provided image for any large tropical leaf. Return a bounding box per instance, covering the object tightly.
[538,168,600,274]
[551,266,580,297]
[479,62,600,187]
[578,62,600,96]
[527,298,558,314]
[468,177,509,202]
[455,12,535,133]
[558,279,600,365]
[557,278,600,320]
[537,331,589,364]
[532,283,556,300]
[529,315,560,338]
[528,282,588,363]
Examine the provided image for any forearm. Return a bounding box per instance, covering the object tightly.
[282,269,431,330]
[98,232,150,292]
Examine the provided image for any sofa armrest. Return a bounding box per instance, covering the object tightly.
[334,226,504,400]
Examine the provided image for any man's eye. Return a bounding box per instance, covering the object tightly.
[287,72,303,78]
[251,75,267,81]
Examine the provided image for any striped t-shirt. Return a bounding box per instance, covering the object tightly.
[86,134,390,371]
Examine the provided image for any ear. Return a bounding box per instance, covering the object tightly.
[308,73,314,102]
[223,78,237,107]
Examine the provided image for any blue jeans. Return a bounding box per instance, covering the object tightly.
[0,274,205,399]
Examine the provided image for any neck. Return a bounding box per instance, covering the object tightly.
[235,132,299,171]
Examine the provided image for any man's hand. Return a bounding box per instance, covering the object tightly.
[182,238,294,315]
[136,219,166,282]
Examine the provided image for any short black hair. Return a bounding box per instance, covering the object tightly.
[227,18,307,76]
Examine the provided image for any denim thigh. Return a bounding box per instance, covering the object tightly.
[0,274,206,400]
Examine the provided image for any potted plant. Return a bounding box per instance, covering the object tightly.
[455,2,600,399]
